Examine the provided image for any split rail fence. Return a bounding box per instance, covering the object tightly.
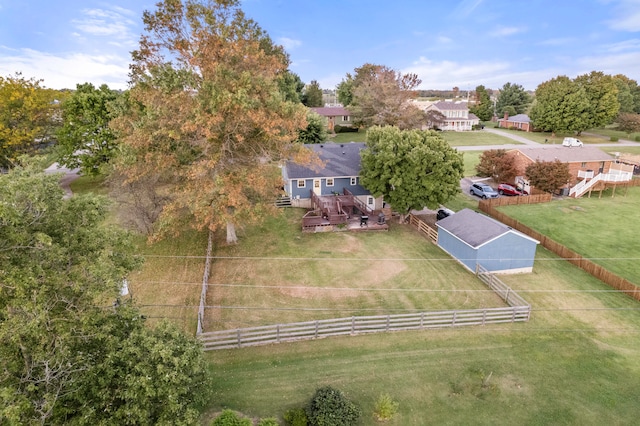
[199,306,530,350]
[198,264,529,350]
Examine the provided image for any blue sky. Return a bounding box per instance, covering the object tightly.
[1,0,639,91]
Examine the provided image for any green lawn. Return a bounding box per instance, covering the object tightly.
[589,126,640,141]
[205,245,640,425]
[441,130,516,147]
[207,209,504,330]
[498,185,640,286]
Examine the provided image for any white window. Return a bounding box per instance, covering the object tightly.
[367,197,374,206]
[326,178,334,187]
[297,180,305,188]
[350,177,357,185]
[343,116,350,121]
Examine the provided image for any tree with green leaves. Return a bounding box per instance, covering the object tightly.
[111,0,312,244]
[56,82,121,175]
[343,63,425,129]
[0,73,61,168]
[0,163,212,424]
[469,85,493,121]
[476,149,519,183]
[297,110,328,144]
[336,76,353,106]
[529,75,590,136]
[574,71,619,133]
[525,159,571,194]
[360,126,463,222]
[495,82,531,115]
[278,70,305,103]
[302,80,323,107]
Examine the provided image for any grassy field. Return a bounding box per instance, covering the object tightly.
[589,126,640,141]
[498,185,640,286]
[328,128,519,147]
[204,244,640,425]
[206,209,505,330]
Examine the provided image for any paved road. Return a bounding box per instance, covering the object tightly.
[45,163,81,199]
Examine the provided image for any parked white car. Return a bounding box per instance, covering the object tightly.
[562,137,583,147]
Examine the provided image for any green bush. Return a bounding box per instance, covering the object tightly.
[635,136,640,142]
[284,408,308,426]
[211,409,252,426]
[373,393,399,422]
[306,386,361,426]
[258,418,280,426]
[334,125,359,133]
[610,136,619,141]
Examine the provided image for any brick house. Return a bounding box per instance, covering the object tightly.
[508,146,633,196]
[497,113,532,132]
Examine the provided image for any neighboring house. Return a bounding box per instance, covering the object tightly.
[282,142,382,210]
[420,100,479,131]
[436,208,539,274]
[497,113,532,132]
[508,146,634,197]
[310,106,352,133]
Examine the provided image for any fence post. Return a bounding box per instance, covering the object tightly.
[452,311,457,327]
[315,320,319,338]
[420,312,424,329]
[276,324,280,343]
[386,315,390,331]
[236,329,242,348]
[482,309,486,326]
[505,288,511,304]
[351,316,355,334]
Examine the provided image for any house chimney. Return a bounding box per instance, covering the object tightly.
[503,111,509,120]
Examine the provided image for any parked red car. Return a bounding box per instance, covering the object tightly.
[497,183,526,196]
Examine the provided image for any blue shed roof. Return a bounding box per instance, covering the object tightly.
[286,142,365,179]
[436,208,538,248]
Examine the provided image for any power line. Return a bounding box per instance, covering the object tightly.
[140,254,640,261]
[129,280,640,294]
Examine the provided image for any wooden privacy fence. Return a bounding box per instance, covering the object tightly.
[479,201,640,303]
[199,306,531,350]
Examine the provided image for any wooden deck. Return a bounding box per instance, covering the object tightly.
[302,189,389,232]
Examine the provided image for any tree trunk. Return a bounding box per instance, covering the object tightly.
[226,221,238,244]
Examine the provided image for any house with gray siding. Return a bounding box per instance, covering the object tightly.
[436,209,539,274]
[283,142,382,210]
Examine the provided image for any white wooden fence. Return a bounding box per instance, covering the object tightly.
[199,305,530,350]
[476,264,530,308]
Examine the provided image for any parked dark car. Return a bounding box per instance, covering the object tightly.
[436,208,454,221]
[470,183,499,199]
[498,183,524,196]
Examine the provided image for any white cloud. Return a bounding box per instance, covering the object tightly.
[402,57,512,89]
[0,47,131,90]
[605,0,640,31]
[278,37,302,50]
[601,38,640,52]
[538,37,576,46]
[452,0,484,18]
[489,26,527,37]
[72,8,137,42]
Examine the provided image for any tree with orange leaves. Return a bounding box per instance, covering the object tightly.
[111,0,312,244]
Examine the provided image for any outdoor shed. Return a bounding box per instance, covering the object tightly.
[436,209,539,274]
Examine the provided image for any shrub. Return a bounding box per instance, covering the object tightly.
[373,393,399,422]
[306,386,361,426]
[258,418,280,426]
[610,136,619,141]
[334,125,359,133]
[284,408,308,426]
[635,136,640,142]
[211,409,252,426]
